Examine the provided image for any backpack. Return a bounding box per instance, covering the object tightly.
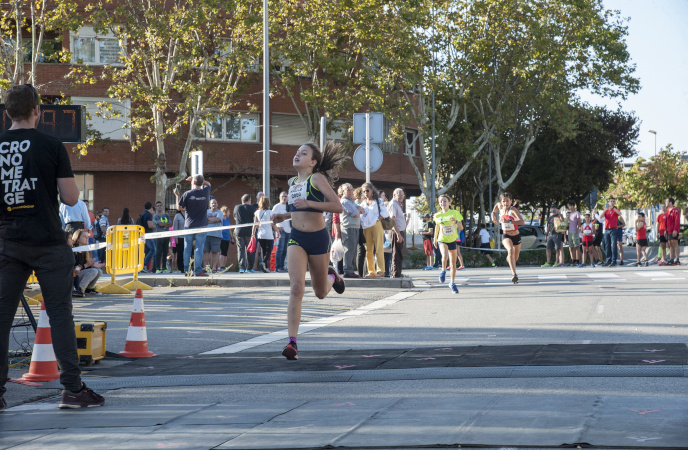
[136,212,146,227]
[94,220,105,241]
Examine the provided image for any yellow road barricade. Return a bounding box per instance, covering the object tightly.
[99,225,152,293]
[25,273,42,305]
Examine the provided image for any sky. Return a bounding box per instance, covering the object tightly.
[578,0,688,161]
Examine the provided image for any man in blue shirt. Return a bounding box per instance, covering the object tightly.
[175,175,211,276]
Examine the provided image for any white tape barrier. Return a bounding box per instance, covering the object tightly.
[70,220,288,253]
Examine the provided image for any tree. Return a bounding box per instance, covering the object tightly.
[605,144,688,209]
[509,105,639,211]
[72,0,262,203]
[1,0,78,88]
[271,0,429,141]
[406,0,639,207]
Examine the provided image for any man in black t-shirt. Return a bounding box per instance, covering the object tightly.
[233,194,256,272]
[175,175,210,276]
[0,85,104,411]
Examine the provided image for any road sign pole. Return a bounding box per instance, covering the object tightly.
[365,113,370,183]
[320,116,326,152]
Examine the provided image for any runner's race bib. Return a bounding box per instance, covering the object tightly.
[442,224,455,236]
[583,227,592,235]
[501,222,515,232]
[288,181,307,205]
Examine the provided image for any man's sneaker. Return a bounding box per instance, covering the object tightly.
[438,270,446,283]
[578,263,585,268]
[422,266,434,270]
[239,268,245,273]
[512,274,519,284]
[449,283,459,294]
[676,260,681,266]
[557,263,565,267]
[282,341,298,360]
[591,263,596,268]
[0,396,6,412]
[666,260,674,266]
[84,288,102,296]
[541,263,552,267]
[72,289,84,298]
[619,260,624,266]
[248,269,256,273]
[328,267,345,294]
[658,260,666,266]
[195,270,209,277]
[59,383,105,409]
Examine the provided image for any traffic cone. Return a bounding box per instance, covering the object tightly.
[22,302,60,382]
[119,289,155,358]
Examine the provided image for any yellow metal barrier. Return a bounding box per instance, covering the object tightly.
[25,273,42,305]
[99,225,152,293]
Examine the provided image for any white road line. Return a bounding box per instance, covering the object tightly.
[597,304,605,314]
[488,277,512,282]
[652,277,685,281]
[201,291,417,355]
[587,273,621,278]
[594,279,626,283]
[636,271,673,277]
[538,281,571,284]
[538,275,568,279]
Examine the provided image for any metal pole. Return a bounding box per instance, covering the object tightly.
[320,116,326,153]
[430,2,436,214]
[365,113,371,184]
[262,0,270,202]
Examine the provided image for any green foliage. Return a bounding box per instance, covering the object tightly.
[71,0,263,203]
[509,105,639,209]
[605,145,688,208]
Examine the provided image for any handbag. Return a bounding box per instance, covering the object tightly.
[377,199,395,231]
[247,236,257,253]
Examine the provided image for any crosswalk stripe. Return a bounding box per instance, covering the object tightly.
[586,273,620,278]
[635,271,673,278]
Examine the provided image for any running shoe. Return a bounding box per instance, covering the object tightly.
[658,261,666,266]
[676,260,681,266]
[282,341,298,360]
[491,263,496,267]
[619,261,624,266]
[449,283,459,294]
[422,266,434,270]
[512,274,519,284]
[328,266,345,294]
[541,263,552,267]
[557,263,565,267]
[578,263,585,268]
[438,270,446,283]
[239,268,245,273]
[591,263,596,268]
[59,383,105,409]
[457,265,465,270]
[666,260,674,266]
[644,261,649,267]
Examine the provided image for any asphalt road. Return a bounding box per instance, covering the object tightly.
[4,264,688,449]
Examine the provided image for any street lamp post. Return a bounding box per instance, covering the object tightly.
[648,129,657,157]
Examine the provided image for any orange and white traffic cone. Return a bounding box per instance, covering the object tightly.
[22,302,60,382]
[119,289,155,358]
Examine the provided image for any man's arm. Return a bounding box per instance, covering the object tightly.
[81,202,92,230]
[57,177,79,206]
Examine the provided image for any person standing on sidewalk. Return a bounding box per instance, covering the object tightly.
[153,201,171,273]
[656,203,668,265]
[602,198,621,266]
[0,84,104,410]
[271,141,347,361]
[566,201,581,266]
[139,202,156,272]
[339,183,363,278]
[172,207,185,273]
[665,197,681,265]
[388,188,408,278]
[175,175,211,276]
[272,191,291,273]
[234,194,256,273]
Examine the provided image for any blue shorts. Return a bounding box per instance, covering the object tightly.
[288,227,331,256]
[439,241,457,251]
[616,228,623,240]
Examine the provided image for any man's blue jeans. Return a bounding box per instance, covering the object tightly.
[603,228,618,264]
[143,239,156,269]
[275,231,289,270]
[184,232,207,274]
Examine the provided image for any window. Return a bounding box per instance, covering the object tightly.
[74,173,94,206]
[71,97,130,141]
[272,114,310,146]
[196,113,259,142]
[404,129,418,156]
[71,26,123,65]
